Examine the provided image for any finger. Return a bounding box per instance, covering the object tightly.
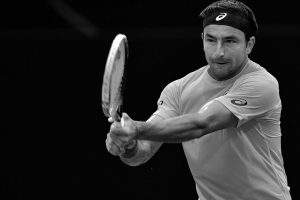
[107,133,123,146]
[106,136,124,156]
[121,113,134,131]
[106,142,121,156]
[122,112,129,119]
[110,133,128,147]
[108,117,114,123]
[124,139,137,149]
[110,129,127,138]
[107,133,127,151]
[121,117,125,127]
[110,121,122,132]
[110,123,127,137]
[121,112,130,122]
[110,134,129,146]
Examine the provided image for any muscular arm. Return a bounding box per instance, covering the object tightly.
[118,100,237,165]
[119,115,164,166]
[136,100,238,143]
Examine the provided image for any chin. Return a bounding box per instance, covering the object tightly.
[211,68,231,80]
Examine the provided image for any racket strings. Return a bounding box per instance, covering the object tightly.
[109,48,126,119]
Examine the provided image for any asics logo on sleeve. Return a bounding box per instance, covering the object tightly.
[231,98,247,106]
[216,13,227,21]
[158,100,164,105]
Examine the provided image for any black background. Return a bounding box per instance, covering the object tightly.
[1,0,299,199]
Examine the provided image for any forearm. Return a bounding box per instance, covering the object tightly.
[136,113,211,143]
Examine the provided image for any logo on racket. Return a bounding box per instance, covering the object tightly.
[216,13,227,21]
[231,98,247,106]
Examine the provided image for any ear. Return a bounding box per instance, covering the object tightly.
[246,36,255,54]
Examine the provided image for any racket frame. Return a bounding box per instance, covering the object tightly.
[102,34,128,121]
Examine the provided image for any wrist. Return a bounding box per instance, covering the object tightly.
[134,121,149,140]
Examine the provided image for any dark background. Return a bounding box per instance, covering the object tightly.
[1,0,299,199]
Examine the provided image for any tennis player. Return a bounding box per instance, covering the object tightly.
[106,0,292,199]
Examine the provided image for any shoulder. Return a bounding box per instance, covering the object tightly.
[228,62,281,108]
[235,61,279,91]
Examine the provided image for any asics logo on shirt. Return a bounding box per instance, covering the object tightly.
[216,13,227,21]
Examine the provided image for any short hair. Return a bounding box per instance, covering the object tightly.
[199,0,258,41]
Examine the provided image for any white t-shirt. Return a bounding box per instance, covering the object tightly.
[153,59,291,200]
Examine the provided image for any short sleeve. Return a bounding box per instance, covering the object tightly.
[152,80,181,119]
[215,73,280,127]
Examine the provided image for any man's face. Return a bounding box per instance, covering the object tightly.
[203,24,251,81]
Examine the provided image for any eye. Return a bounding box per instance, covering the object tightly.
[205,38,215,43]
[225,39,237,44]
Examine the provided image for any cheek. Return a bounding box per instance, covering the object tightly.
[203,45,213,57]
[231,51,247,68]
[203,42,212,51]
[204,50,212,63]
[203,44,207,52]
[235,48,247,60]
[229,47,246,59]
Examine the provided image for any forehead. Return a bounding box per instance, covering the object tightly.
[203,24,245,39]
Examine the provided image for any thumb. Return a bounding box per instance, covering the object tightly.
[121,113,133,128]
[122,113,130,121]
[121,113,132,128]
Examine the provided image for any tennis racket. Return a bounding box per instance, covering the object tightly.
[102,34,128,122]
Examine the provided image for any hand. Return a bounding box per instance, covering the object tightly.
[110,113,139,144]
[105,132,125,156]
[106,113,138,156]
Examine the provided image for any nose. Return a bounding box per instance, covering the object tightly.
[213,42,225,58]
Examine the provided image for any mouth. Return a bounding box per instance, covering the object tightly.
[214,62,229,66]
[214,59,229,63]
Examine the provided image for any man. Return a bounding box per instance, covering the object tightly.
[105,0,292,199]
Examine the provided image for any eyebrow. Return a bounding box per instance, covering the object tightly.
[205,33,239,40]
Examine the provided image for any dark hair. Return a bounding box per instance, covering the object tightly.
[199,0,258,41]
